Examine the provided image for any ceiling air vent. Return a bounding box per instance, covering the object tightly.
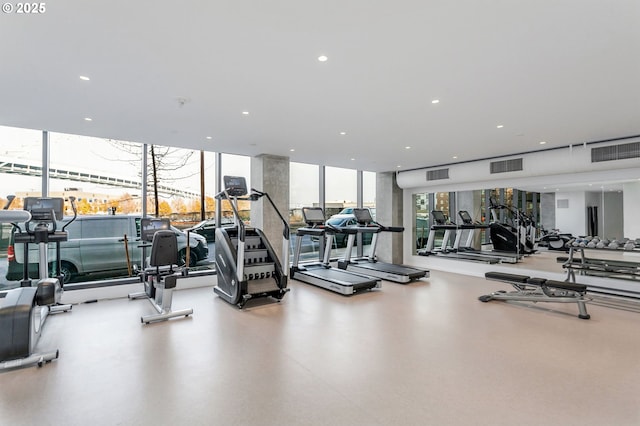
[490,158,523,174]
[592,141,640,162]
[426,168,449,181]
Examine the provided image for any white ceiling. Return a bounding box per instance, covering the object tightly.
[1,1,639,173]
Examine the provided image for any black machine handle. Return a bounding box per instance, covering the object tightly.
[250,188,290,241]
[62,196,78,232]
[3,195,15,210]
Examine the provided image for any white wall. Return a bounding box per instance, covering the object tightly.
[396,140,640,194]
[555,191,586,236]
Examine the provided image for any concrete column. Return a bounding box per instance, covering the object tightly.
[540,193,555,232]
[376,172,402,264]
[602,191,623,239]
[623,182,640,238]
[250,154,290,261]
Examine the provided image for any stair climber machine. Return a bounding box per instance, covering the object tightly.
[488,198,536,256]
[453,210,520,264]
[337,208,429,283]
[214,176,290,308]
[290,207,381,295]
[0,196,75,370]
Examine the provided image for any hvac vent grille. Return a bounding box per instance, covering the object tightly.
[426,168,449,181]
[592,141,640,162]
[490,158,523,174]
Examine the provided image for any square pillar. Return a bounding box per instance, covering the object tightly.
[250,154,290,261]
[376,172,402,264]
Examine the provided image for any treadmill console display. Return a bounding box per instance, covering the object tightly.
[353,208,373,224]
[141,218,171,242]
[458,210,473,224]
[23,197,64,221]
[302,207,326,225]
[431,210,447,225]
[223,176,248,197]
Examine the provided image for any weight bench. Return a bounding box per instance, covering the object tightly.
[558,255,640,283]
[480,272,591,319]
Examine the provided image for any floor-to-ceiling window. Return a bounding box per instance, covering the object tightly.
[0,126,43,290]
[289,162,320,263]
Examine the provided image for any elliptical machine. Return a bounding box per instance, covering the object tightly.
[0,196,75,370]
[213,176,290,308]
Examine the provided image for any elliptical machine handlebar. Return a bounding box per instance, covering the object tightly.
[250,188,290,241]
[62,196,77,232]
[3,195,16,210]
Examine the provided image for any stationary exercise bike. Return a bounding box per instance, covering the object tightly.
[0,196,75,370]
[128,218,194,324]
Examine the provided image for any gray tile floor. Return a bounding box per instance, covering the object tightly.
[1,270,640,426]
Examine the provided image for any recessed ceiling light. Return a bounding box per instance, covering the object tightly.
[242,111,249,115]
[79,75,90,81]
[431,99,440,104]
[405,146,411,150]
[496,125,504,129]
[290,148,295,152]
[539,141,547,145]
[340,131,347,135]
[318,55,328,62]
[452,156,458,159]
[397,165,402,168]
[206,136,212,140]
[350,158,355,161]
[84,117,92,121]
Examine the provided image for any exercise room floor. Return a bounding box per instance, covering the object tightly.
[2,271,639,426]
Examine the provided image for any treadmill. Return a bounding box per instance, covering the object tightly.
[337,208,429,283]
[290,207,381,295]
[420,210,458,254]
[420,210,511,264]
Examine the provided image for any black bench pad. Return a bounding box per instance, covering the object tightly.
[543,280,587,292]
[485,272,529,283]
[487,273,587,293]
[526,277,547,286]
